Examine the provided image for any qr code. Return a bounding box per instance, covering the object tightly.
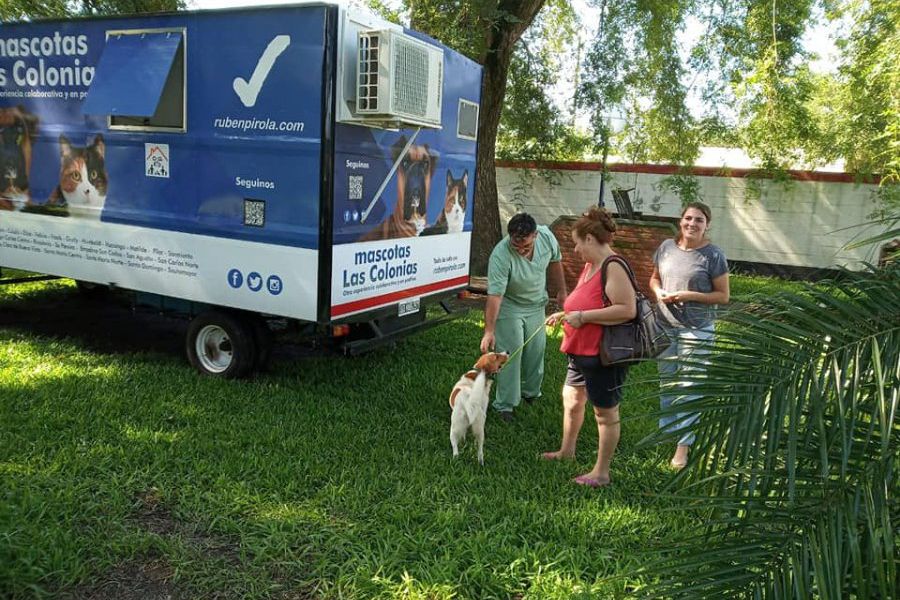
[348,175,363,201]
[244,199,265,227]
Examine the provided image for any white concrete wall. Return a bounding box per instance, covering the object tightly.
[497,166,889,269]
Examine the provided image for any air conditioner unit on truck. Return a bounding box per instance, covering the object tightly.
[0,3,482,378]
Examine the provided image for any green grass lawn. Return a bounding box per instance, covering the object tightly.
[0,274,781,599]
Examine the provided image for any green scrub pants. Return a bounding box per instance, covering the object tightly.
[492,305,547,413]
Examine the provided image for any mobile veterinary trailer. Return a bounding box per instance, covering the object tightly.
[0,4,482,377]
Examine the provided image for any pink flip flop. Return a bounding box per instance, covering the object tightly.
[573,475,610,488]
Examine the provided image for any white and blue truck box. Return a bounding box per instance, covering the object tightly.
[0,3,482,377]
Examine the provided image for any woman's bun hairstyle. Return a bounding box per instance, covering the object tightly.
[573,206,616,245]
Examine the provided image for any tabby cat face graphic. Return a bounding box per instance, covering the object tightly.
[58,134,107,218]
[419,169,468,236]
[442,169,467,233]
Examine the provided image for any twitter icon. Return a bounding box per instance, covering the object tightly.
[247,271,263,292]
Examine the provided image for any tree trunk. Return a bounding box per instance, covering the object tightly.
[470,0,546,275]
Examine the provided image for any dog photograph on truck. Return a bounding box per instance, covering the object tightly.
[0,4,482,377]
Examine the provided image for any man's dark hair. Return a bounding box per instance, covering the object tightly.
[507,213,537,237]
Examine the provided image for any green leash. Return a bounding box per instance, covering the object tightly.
[500,318,563,368]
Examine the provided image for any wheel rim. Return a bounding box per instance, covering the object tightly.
[195,324,233,374]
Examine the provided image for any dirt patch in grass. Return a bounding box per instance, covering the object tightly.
[133,488,178,537]
[132,489,242,568]
[59,554,184,600]
[58,489,316,599]
[130,490,317,599]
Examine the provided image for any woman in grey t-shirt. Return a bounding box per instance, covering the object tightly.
[650,201,730,469]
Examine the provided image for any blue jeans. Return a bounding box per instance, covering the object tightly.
[658,324,715,446]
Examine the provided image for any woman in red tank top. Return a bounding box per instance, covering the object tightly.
[543,207,636,487]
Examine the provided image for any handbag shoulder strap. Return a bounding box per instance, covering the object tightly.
[599,255,640,305]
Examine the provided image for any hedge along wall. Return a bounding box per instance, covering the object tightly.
[550,216,676,297]
[497,161,889,271]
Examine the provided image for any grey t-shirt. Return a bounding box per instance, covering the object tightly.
[653,238,728,329]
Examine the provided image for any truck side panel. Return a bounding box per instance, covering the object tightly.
[329,38,482,318]
[0,7,328,321]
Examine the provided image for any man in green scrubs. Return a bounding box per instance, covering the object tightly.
[480,213,567,421]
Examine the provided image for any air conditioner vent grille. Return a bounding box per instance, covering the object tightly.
[357,33,379,111]
[392,38,429,117]
[354,29,444,128]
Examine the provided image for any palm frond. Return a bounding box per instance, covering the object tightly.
[840,216,900,251]
[632,266,900,599]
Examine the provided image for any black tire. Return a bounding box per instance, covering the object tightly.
[185,310,257,379]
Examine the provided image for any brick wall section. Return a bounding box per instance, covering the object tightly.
[550,216,677,298]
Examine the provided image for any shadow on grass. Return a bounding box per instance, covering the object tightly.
[0,281,186,360]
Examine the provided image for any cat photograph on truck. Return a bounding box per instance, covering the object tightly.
[0,2,483,378]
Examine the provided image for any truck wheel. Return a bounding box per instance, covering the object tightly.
[186,311,256,378]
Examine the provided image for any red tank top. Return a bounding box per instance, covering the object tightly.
[560,262,606,355]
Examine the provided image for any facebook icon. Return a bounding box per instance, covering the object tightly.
[227,269,243,289]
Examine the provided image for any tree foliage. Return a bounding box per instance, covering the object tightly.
[495,0,591,161]
[578,0,704,203]
[734,1,817,169]
[403,0,573,161]
[0,0,183,20]
[580,0,700,168]
[579,0,898,206]
[809,0,899,209]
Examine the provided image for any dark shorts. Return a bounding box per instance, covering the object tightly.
[565,354,629,409]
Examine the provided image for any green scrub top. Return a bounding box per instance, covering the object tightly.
[487,225,561,315]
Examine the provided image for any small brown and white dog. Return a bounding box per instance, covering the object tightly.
[449,351,509,465]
